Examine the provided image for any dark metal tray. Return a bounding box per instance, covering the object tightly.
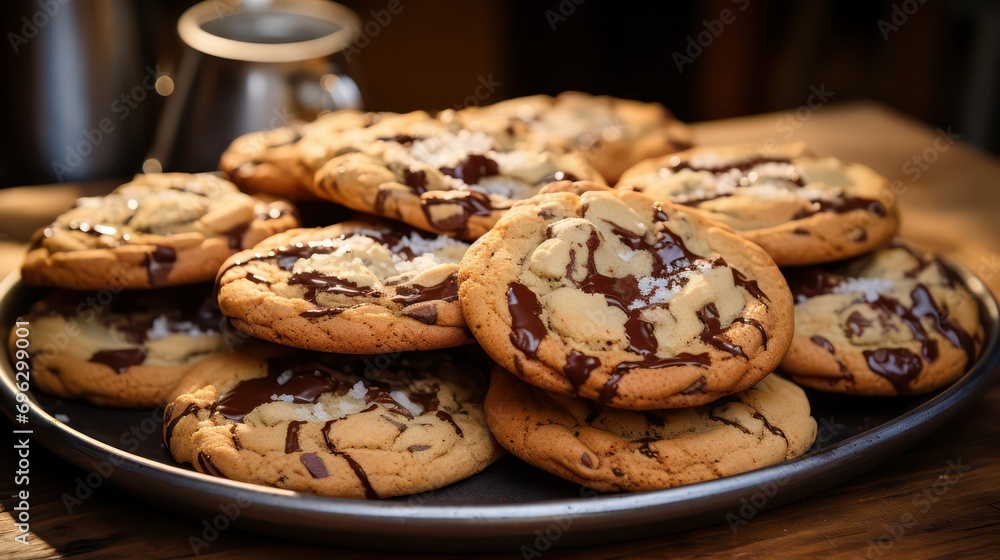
[2,264,998,553]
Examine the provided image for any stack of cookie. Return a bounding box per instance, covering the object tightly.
[16,173,298,406]
[14,92,983,500]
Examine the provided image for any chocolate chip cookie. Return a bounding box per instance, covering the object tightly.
[781,242,983,395]
[10,286,231,407]
[309,112,604,239]
[450,91,694,181]
[219,110,385,200]
[616,143,899,265]
[22,173,299,289]
[217,219,474,353]
[486,367,815,492]
[458,183,794,410]
[164,349,503,498]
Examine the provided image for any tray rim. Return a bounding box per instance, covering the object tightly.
[2,258,999,548]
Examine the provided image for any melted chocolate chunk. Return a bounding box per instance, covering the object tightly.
[300,452,329,479]
[402,169,428,194]
[679,376,707,395]
[215,356,352,421]
[581,453,594,468]
[402,305,438,325]
[697,303,745,358]
[440,154,500,185]
[285,420,306,454]
[288,271,372,302]
[408,445,431,452]
[365,387,415,419]
[864,348,922,393]
[420,190,493,232]
[391,273,458,305]
[909,285,977,364]
[145,246,176,287]
[844,311,872,337]
[89,348,146,373]
[507,282,547,358]
[810,335,835,353]
[563,350,601,392]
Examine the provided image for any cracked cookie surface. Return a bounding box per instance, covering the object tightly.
[217,219,474,353]
[616,143,899,265]
[308,111,604,239]
[485,367,815,492]
[10,285,230,407]
[22,173,299,289]
[458,183,794,410]
[164,349,503,498]
[781,242,982,395]
[449,92,694,182]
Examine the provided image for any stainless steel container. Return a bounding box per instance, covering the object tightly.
[148,0,362,173]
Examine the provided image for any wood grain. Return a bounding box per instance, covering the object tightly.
[1,103,998,559]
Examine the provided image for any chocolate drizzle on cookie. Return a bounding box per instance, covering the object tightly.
[218,224,463,317]
[215,356,351,421]
[862,348,923,393]
[507,282,547,358]
[658,155,886,218]
[563,350,601,391]
[789,251,978,392]
[321,420,376,498]
[506,202,773,403]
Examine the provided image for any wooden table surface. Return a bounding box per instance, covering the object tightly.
[1,103,998,559]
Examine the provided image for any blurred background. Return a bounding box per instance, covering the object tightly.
[0,0,997,187]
